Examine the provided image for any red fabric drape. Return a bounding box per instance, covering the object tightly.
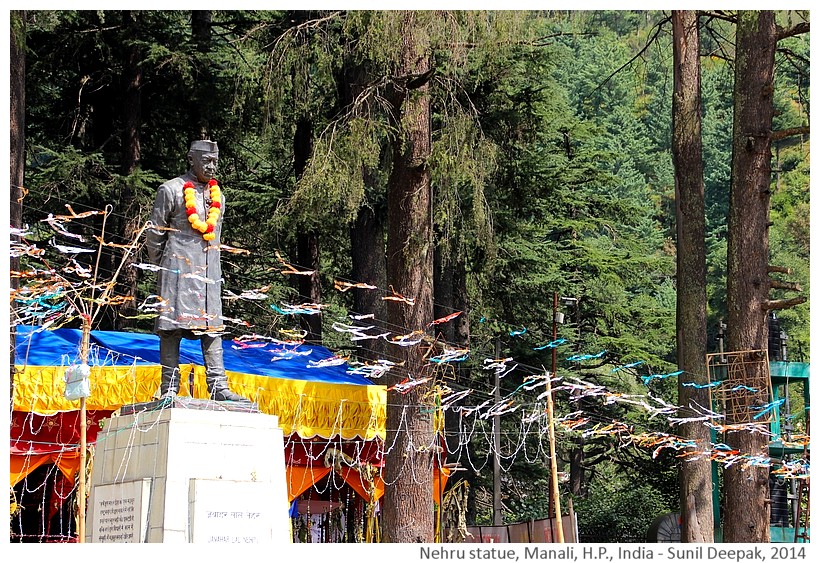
[283,435,383,467]
[11,410,113,453]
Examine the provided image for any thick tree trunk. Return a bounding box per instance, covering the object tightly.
[569,447,585,497]
[351,204,388,360]
[724,11,777,543]
[115,10,143,330]
[10,10,26,408]
[10,11,25,283]
[294,117,322,344]
[434,235,471,477]
[382,11,435,543]
[339,47,388,359]
[671,10,714,543]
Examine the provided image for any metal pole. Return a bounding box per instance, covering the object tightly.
[717,319,727,364]
[493,339,502,526]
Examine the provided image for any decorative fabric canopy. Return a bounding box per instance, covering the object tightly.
[12,326,459,509]
[13,325,386,440]
[12,325,387,489]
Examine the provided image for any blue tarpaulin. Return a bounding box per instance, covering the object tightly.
[14,325,371,386]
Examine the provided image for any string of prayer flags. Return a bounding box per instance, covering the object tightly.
[382,285,415,306]
[640,370,683,385]
[566,350,607,362]
[334,280,378,292]
[275,251,315,276]
[533,338,567,350]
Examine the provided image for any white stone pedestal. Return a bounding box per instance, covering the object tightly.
[86,399,291,544]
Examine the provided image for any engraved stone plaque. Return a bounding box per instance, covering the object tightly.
[188,479,279,544]
[89,478,152,543]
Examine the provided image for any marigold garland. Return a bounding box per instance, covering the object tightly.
[184,179,222,241]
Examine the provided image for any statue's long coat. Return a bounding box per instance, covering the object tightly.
[145,171,224,332]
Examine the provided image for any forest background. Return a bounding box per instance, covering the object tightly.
[8,10,810,542]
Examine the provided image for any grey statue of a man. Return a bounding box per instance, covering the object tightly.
[146,139,249,402]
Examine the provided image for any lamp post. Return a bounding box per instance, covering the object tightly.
[779,330,788,362]
[552,295,578,372]
[716,319,727,364]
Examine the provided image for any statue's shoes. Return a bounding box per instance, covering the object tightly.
[210,388,251,403]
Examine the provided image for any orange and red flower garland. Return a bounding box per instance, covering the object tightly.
[184,179,222,241]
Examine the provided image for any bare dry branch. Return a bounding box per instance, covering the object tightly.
[772,126,809,142]
[769,279,802,292]
[765,296,807,311]
[777,21,809,41]
[585,15,670,103]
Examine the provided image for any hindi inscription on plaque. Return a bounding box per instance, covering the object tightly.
[89,478,152,543]
[188,479,279,544]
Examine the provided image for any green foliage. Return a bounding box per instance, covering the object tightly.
[280,117,388,226]
[431,100,498,264]
[502,474,552,524]
[574,463,674,542]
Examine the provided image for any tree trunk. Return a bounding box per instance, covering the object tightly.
[10,10,26,409]
[434,234,471,487]
[433,237,454,344]
[342,53,388,359]
[671,10,714,543]
[382,11,435,543]
[115,10,143,330]
[296,230,322,343]
[294,117,322,344]
[10,11,25,284]
[351,203,388,360]
[569,447,585,497]
[723,10,777,543]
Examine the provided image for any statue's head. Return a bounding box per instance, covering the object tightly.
[187,140,219,183]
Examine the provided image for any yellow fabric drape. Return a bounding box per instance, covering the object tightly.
[13,366,458,508]
[14,364,386,441]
